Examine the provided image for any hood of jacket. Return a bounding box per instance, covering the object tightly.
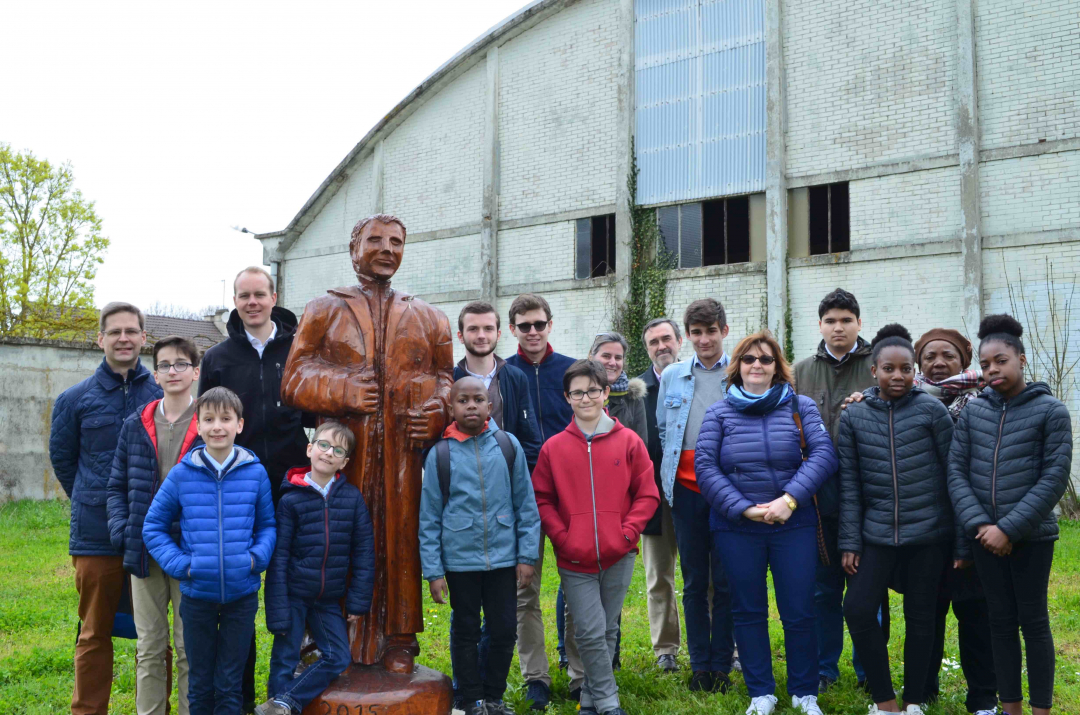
[225,305,299,345]
[859,385,927,411]
[183,444,259,477]
[280,466,345,493]
[975,380,1053,409]
[621,377,647,400]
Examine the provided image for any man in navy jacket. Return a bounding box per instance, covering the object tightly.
[453,301,541,468]
[504,293,576,710]
[50,302,162,715]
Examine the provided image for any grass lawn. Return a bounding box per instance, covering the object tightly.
[1,499,1078,714]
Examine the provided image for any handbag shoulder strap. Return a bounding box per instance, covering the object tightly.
[790,393,808,461]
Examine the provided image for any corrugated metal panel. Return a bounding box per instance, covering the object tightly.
[635,0,766,205]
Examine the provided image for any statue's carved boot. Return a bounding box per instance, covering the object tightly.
[381,635,420,673]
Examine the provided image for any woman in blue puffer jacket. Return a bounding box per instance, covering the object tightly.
[696,331,838,715]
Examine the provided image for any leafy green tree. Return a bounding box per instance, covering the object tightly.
[0,144,108,338]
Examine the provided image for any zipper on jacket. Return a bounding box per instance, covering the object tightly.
[216,477,226,602]
[259,357,269,469]
[276,362,283,407]
[888,403,899,545]
[587,441,602,569]
[474,440,492,570]
[317,497,330,598]
[990,404,1007,520]
[534,365,545,441]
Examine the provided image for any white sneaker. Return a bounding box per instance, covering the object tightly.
[973,711,999,715]
[792,694,824,715]
[904,706,926,715]
[867,706,902,715]
[746,695,778,715]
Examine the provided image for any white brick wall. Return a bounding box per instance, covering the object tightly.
[980,152,1080,236]
[976,0,1080,151]
[850,167,960,249]
[281,252,355,315]
[497,0,620,221]
[497,222,576,287]
[287,156,375,256]
[666,270,769,362]
[382,62,486,234]
[788,256,967,361]
[783,0,957,178]
[391,235,482,297]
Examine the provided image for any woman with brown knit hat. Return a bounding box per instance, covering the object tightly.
[915,328,999,715]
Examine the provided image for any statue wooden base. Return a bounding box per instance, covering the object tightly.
[301,664,453,715]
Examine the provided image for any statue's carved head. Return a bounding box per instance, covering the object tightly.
[350,214,407,282]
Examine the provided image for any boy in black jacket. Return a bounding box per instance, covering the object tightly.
[257,420,376,715]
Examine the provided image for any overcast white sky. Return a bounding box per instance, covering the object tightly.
[2,0,527,314]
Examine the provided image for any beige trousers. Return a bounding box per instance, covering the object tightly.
[516,535,551,685]
[641,500,681,656]
[132,560,188,715]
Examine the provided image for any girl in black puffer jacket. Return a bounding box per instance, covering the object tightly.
[948,315,1072,715]
[838,325,958,714]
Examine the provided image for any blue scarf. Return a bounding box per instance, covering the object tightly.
[726,383,791,415]
[608,371,630,395]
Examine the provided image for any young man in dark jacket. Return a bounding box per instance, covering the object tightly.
[259,420,375,715]
[50,301,162,715]
[107,335,202,715]
[532,359,658,715]
[504,293,576,709]
[637,318,684,672]
[197,267,311,710]
[454,301,542,468]
[792,288,876,692]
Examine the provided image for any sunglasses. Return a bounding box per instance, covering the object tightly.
[739,354,776,366]
[514,320,550,333]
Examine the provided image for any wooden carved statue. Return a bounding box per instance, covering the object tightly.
[281,213,453,675]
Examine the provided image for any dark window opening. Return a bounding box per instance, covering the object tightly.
[702,196,750,266]
[575,214,617,279]
[809,182,849,255]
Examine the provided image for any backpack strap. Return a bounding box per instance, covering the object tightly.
[493,429,517,473]
[436,431,517,508]
[435,439,452,506]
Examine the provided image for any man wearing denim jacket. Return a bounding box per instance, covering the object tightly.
[656,298,736,694]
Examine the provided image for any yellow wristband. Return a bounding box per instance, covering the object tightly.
[783,494,797,511]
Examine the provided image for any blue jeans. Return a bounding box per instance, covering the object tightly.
[670,482,734,673]
[815,517,886,681]
[267,598,351,712]
[714,526,819,697]
[181,591,259,715]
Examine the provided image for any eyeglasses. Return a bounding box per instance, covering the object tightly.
[567,387,604,401]
[104,328,143,339]
[314,439,348,459]
[155,362,194,374]
[514,320,550,333]
[739,354,776,366]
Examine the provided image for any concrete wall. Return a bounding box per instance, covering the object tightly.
[0,339,154,502]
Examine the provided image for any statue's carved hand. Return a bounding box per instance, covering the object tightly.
[352,378,381,414]
[406,399,443,444]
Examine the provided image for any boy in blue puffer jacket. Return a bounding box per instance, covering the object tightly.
[144,386,276,715]
[257,420,375,715]
[420,377,541,715]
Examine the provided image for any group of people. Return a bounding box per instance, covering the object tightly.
[50,261,1071,715]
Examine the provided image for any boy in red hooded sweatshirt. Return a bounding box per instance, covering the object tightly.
[531,359,659,715]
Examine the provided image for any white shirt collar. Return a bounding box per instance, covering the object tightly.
[303,471,334,499]
[203,447,236,474]
[693,352,729,372]
[825,341,858,362]
[245,323,277,358]
[158,396,194,419]
[464,359,498,389]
